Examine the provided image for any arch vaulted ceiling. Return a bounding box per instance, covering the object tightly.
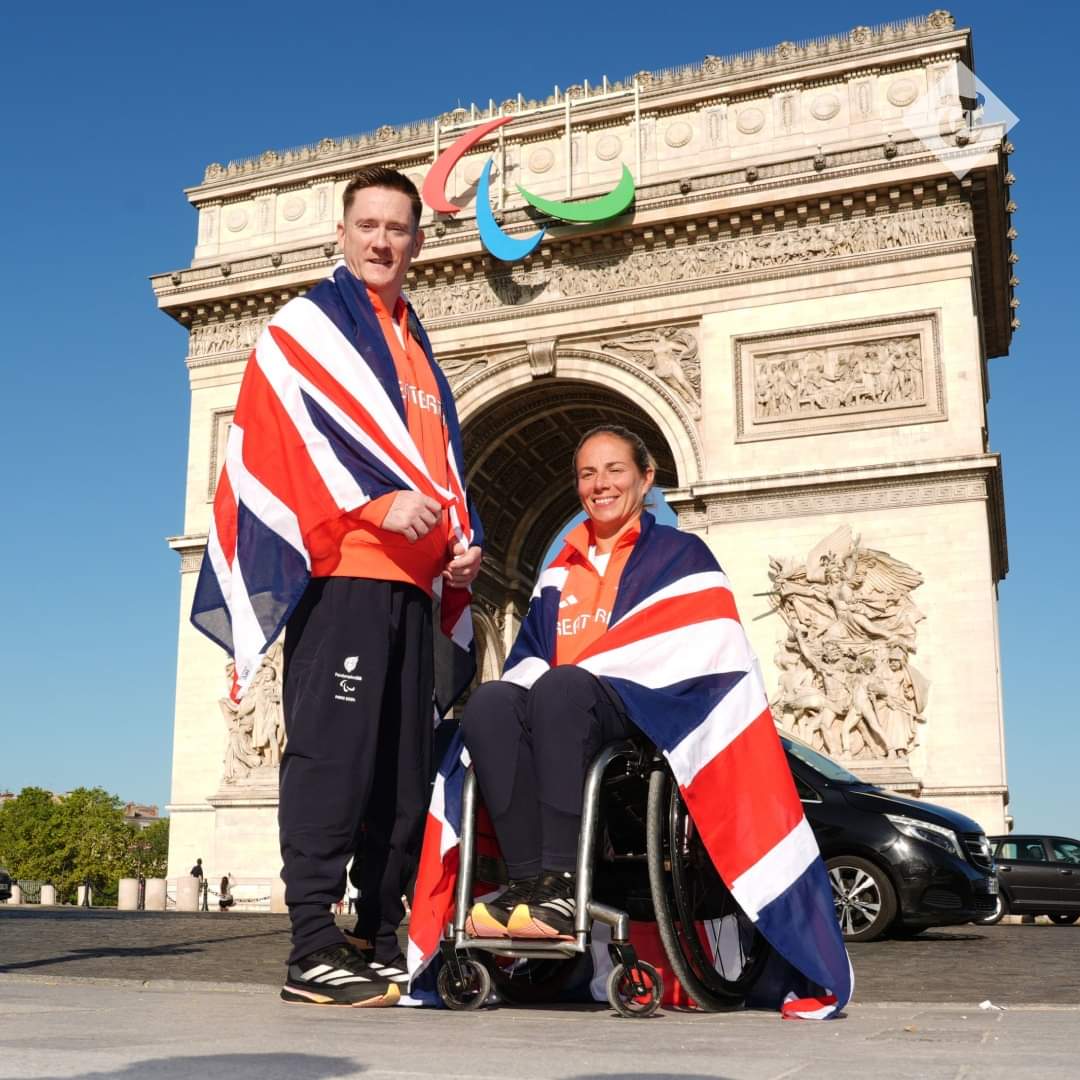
[463,380,677,596]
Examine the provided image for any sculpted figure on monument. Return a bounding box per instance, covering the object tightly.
[602,328,701,417]
[219,644,286,780]
[767,525,929,762]
[754,335,923,419]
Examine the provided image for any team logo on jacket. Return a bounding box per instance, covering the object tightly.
[343,656,359,674]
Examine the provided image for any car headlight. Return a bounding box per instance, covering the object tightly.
[886,814,964,858]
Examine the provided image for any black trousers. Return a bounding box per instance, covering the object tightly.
[461,666,634,879]
[279,578,433,964]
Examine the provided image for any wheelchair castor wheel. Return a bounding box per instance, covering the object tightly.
[437,957,492,1011]
[606,960,663,1018]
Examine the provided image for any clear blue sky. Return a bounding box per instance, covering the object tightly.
[1,2,1076,835]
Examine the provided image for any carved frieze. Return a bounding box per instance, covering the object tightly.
[767,525,929,765]
[734,311,945,442]
[753,334,924,419]
[189,316,269,359]
[408,203,973,324]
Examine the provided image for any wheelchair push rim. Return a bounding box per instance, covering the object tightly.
[646,765,771,1010]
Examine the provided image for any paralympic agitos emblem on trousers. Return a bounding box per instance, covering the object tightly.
[421,116,636,262]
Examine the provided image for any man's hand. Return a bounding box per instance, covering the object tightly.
[442,542,482,589]
[381,491,443,542]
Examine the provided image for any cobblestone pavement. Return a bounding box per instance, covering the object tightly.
[1,908,1078,1004]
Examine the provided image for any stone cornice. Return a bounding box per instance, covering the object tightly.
[668,453,1008,582]
[187,12,965,198]
[167,534,207,574]
[154,130,994,301]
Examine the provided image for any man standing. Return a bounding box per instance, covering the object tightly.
[192,167,481,1008]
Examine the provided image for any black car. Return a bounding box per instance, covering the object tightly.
[978,834,1080,925]
[0,867,11,903]
[781,735,998,942]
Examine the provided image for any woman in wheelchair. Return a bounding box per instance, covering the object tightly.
[442,423,853,1018]
[461,425,652,941]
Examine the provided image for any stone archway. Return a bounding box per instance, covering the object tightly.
[460,378,679,676]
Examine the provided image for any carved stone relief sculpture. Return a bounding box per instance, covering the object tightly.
[408,203,973,323]
[766,525,929,765]
[189,315,270,359]
[754,334,924,420]
[219,642,285,782]
[601,328,701,418]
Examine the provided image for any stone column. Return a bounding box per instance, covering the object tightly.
[176,876,200,912]
[40,884,56,906]
[76,884,93,907]
[117,879,140,911]
[144,878,167,911]
[9,884,22,905]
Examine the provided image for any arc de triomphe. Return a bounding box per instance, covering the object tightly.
[154,11,1016,883]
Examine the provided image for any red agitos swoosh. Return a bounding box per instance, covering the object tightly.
[422,116,513,215]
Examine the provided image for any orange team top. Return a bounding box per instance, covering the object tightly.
[554,517,641,667]
[308,287,453,592]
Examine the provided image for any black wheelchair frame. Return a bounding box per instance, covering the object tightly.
[436,739,772,1017]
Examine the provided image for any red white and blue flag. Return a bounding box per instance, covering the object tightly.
[190,265,480,703]
[408,512,852,1018]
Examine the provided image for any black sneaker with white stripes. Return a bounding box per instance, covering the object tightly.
[368,951,410,987]
[340,934,410,988]
[281,944,401,1007]
[507,870,577,940]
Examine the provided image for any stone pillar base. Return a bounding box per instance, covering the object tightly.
[176,876,200,912]
[144,878,167,911]
[40,884,56,906]
[117,878,140,911]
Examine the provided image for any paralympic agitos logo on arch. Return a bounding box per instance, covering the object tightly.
[421,117,635,263]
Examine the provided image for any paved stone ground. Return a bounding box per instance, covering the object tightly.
[1,908,1079,1003]
[1,977,1077,1080]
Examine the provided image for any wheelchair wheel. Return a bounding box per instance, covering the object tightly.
[607,960,662,1018]
[437,956,491,1011]
[646,766,771,1011]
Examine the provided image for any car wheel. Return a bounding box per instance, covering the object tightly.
[975,892,1007,926]
[1047,912,1080,926]
[826,856,898,943]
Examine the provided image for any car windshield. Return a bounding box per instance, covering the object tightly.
[780,734,863,784]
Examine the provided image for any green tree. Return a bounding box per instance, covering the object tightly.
[128,818,169,879]
[0,787,62,881]
[0,788,171,905]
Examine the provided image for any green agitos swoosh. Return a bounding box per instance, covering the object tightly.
[517,164,635,223]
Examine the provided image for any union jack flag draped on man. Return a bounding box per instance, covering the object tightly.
[190,264,480,702]
[408,513,852,1018]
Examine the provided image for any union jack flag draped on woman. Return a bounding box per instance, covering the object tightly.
[190,265,481,701]
[408,513,852,1018]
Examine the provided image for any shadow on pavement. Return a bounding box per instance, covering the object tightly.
[0,928,288,974]
[31,1053,364,1080]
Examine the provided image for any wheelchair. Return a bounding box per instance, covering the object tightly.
[436,739,772,1017]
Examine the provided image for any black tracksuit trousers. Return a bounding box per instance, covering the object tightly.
[461,666,634,879]
[279,578,433,965]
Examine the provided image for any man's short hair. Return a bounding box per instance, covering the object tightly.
[342,166,422,231]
